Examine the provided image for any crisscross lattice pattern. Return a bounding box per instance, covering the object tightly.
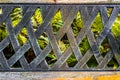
[0,4,120,71]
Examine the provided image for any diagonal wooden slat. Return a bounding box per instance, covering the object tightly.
[30,6,79,68]
[8,6,59,67]
[51,6,99,69]
[0,6,36,52]
[80,6,103,64]
[74,6,119,69]
[96,7,119,45]
[6,15,30,69]
[0,52,9,69]
[46,25,69,70]
[26,20,50,69]
[80,6,116,70]
[0,6,13,24]
[97,6,120,68]
[96,6,114,69]
[66,26,88,69]
[5,6,37,67]
[0,4,120,71]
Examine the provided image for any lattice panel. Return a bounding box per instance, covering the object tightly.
[0,4,120,71]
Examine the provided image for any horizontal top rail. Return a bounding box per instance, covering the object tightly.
[1,3,120,6]
[0,0,119,3]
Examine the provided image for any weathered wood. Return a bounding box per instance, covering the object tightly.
[0,4,120,71]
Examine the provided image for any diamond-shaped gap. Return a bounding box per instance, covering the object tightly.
[3,42,22,68]
[58,33,70,54]
[99,38,110,57]
[71,11,83,37]
[66,53,78,67]
[106,7,113,17]
[37,32,49,50]
[87,55,98,68]
[79,36,90,56]
[31,7,43,31]
[45,50,57,66]
[50,9,63,35]
[24,48,36,63]
[3,43,15,60]
[16,27,28,46]
[91,12,103,38]
[11,61,22,68]
[111,13,120,39]
[0,22,8,42]
[107,56,119,69]
[10,7,22,27]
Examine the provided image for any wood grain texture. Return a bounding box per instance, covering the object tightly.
[0,4,120,71]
